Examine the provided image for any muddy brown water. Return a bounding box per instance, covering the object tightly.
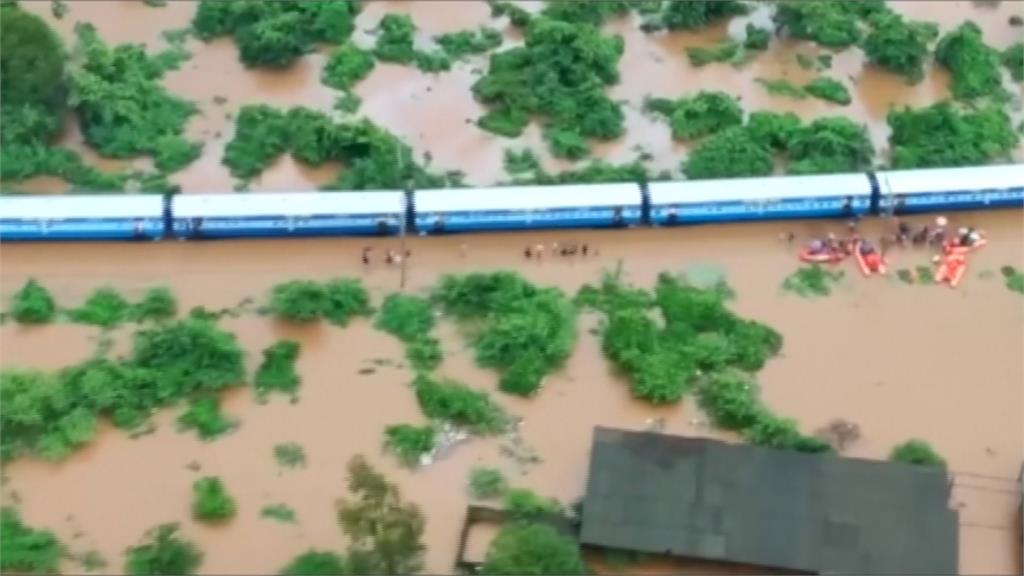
[13,0,1024,193]
[1,210,1022,574]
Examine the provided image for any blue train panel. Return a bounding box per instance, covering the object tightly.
[414,207,643,234]
[650,196,872,225]
[878,165,1024,214]
[170,214,404,239]
[0,218,164,241]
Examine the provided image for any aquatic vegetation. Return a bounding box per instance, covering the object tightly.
[280,551,346,575]
[274,442,307,469]
[472,16,625,157]
[0,506,63,574]
[177,396,236,440]
[1001,266,1024,294]
[268,278,372,326]
[322,44,375,90]
[863,13,939,83]
[896,266,935,285]
[70,23,201,173]
[787,117,874,174]
[261,504,297,523]
[504,488,562,519]
[935,22,1004,100]
[223,105,291,179]
[640,0,747,32]
[468,467,508,499]
[375,293,442,372]
[745,110,802,151]
[9,278,57,324]
[191,476,237,522]
[384,424,435,466]
[0,369,97,460]
[773,0,885,49]
[644,91,744,140]
[435,27,503,60]
[432,272,577,396]
[887,101,1018,168]
[755,78,807,100]
[413,374,507,434]
[68,287,132,328]
[192,0,361,68]
[541,0,630,27]
[483,522,585,575]
[782,265,845,297]
[130,318,246,393]
[683,126,774,179]
[889,439,946,467]
[337,455,426,575]
[75,550,107,573]
[124,523,202,575]
[131,287,177,322]
[373,14,451,72]
[686,25,770,68]
[804,77,851,105]
[1002,42,1023,82]
[253,340,302,401]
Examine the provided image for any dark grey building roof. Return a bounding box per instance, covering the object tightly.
[580,427,959,575]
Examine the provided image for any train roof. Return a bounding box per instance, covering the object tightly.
[414,183,641,212]
[649,172,872,204]
[0,194,163,220]
[172,191,405,218]
[878,164,1024,195]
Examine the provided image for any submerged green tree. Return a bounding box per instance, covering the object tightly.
[280,550,346,576]
[889,439,946,467]
[683,126,774,180]
[191,476,237,522]
[0,506,64,574]
[644,91,743,141]
[935,21,1003,100]
[863,13,939,82]
[887,101,1018,168]
[124,523,202,575]
[787,117,874,174]
[0,4,66,114]
[641,0,746,32]
[9,278,57,324]
[322,43,375,90]
[1002,42,1023,82]
[482,523,585,575]
[773,0,883,49]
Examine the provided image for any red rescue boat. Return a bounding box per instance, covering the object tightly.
[853,241,886,277]
[935,253,967,288]
[943,232,988,256]
[799,246,845,264]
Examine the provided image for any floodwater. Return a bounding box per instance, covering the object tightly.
[14,0,1024,193]
[2,209,1022,574]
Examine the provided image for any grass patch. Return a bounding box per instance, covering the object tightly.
[261,503,297,524]
[468,467,507,499]
[431,272,577,397]
[1001,266,1024,294]
[782,266,844,297]
[274,442,306,469]
[9,278,57,324]
[191,476,237,523]
[413,374,507,434]
[375,293,442,373]
[253,340,302,402]
[889,439,946,467]
[384,424,435,467]
[0,506,63,574]
[124,524,201,575]
[268,278,372,325]
[177,396,236,441]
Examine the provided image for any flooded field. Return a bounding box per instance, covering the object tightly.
[2,209,1022,574]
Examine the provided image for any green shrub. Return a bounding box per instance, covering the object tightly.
[773,1,869,48]
[193,0,361,68]
[781,265,845,297]
[383,424,435,466]
[685,41,741,67]
[935,22,1003,100]
[261,503,297,523]
[0,506,63,574]
[435,27,502,59]
[503,488,562,519]
[432,272,577,397]
[1001,266,1024,294]
[642,0,746,32]
[744,23,771,50]
[889,439,946,467]
[191,476,237,522]
[322,44,375,90]
[253,340,301,401]
[323,278,372,325]
[177,396,235,440]
[468,467,507,499]
[0,369,97,461]
[10,278,57,324]
[489,1,532,28]
[541,0,630,26]
[683,126,774,180]
[373,13,418,64]
[0,5,66,113]
[274,442,306,469]
[887,101,1018,168]
[280,550,346,575]
[68,287,132,328]
[745,110,801,151]
[131,287,177,322]
[223,105,290,179]
[697,371,762,430]
[787,117,874,174]
[804,77,850,105]
[863,13,938,82]
[1003,42,1024,82]
[472,17,625,157]
[755,78,807,99]
[130,318,245,394]
[268,278,371,325]
[483,522,585,575]
[644,91,743,140]
[124,523,202,575]
[375,293,434,342]
[413,374,507,433]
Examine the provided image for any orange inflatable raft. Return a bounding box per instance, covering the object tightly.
[799,248,845,264]
[935,253,967,288]
[853,241,886,277]
[943,232,987,255]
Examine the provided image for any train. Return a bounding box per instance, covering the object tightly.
[1,164,1021,242]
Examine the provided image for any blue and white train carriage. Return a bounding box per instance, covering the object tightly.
[647,172,874,225]
[171,191,407,239]
[877,164,1024,215]
[0,195,166,241]
[412,183,643,234]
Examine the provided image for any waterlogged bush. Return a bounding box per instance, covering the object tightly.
[644,91,743,141]
[274,442,307,469]
[124,524,202,576]
[889,439,946,467]
[269,278,371,326]
[502,149,651,185]
[787,117,874,174]
[435,27,503,59]
[468,467,507,499]
[281,550,346,576]
[887,101,1018,168]
[1003,42,1024,82]
[431,272,577,396]
[223,105,290,179]
[177,396,236,440]
[193,0,361,68]
[0,4,66,114]
[472,17,625,157]
[0,369,97,461]
[773,0,879,49]
[641,0,746,32]
[375,293,442,372]
[322,43,375,90]
[192,476,237,522]
[131,318,245,393]
[373,14,451,72]
[684,126,774,179]
[132,287,177,322]
[863,13,939,82]
[541,0,630,26]
[804,77,851,105]
[68,287,132,328]
[504,488,562,519]
[1001,266,1024,294]
[483,522,585,575]
[782,266,845,297]
[0,507,63,574]
[261,503,297,524]
[745,110,801,151]
[253,340,301,401]
[935,22,1004,100]
[384,424,435,466]
[10,278,57,324]
[413,374,507,434]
